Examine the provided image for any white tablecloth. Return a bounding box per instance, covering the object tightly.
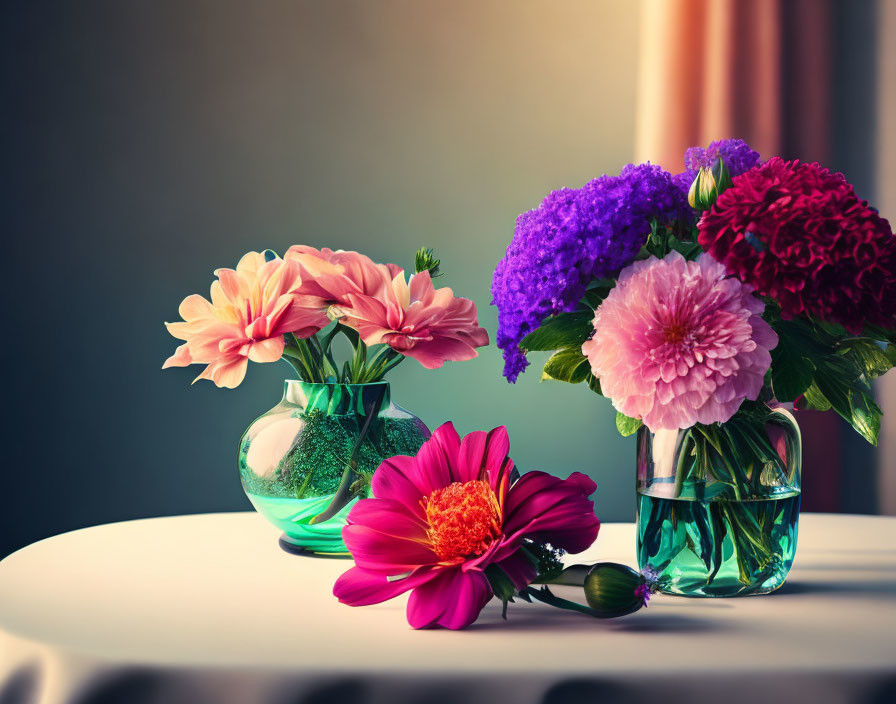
[1,512,895,704]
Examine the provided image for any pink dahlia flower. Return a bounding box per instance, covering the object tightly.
[582,251,777,431]
[333,422,600,630]
[163,251,325,388]
[342,271,490,369]
[284,246,403,328]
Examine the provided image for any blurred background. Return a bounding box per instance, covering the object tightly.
[3,0,895,559]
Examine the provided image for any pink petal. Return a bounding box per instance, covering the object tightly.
[333,565,436,607]
[342,524,439,575]
[197,356,248,389]
[345,497,429,542]
[214,268,244,305]
[502,471,599,554]
[408,271,436,303]
[394,336,479,369]
[178,294,216,321]
[456,426,511,484]
[247,335,285,363]
[493,550,538,591]
[162,343,193,369]
[406,568,492,630]
[410,422,461,494]
[370,455,428,518]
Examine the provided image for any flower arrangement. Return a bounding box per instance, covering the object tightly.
[493,138,896,442]
[334,422,653,629]
[493,138,896,592]
[163,246,489,387]
[163,246,490,548]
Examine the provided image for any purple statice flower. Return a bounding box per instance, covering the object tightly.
[491,163,688,382]
[672,138,762,196]
[634,582,652,606]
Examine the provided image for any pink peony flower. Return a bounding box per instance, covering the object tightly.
[333,422,600,630]
[341,271,490,369]
[163,251,325,388]
[582,251,777,431]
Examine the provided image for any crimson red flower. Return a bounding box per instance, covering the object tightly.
[333,423,600,629]
[698,157,896,333]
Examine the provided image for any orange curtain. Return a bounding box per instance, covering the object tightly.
[878,0,896,514]
[635,0,830,170]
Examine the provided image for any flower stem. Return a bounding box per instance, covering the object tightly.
[519,586,599,616]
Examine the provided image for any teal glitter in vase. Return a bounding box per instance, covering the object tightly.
[239,381,430,553]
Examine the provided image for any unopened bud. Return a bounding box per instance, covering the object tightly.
[688,157,733,211]
[688,167,717,210]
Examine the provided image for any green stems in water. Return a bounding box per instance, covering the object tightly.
[650,406,800,590]
[281,323,405,384]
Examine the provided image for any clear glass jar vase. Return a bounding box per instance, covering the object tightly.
[239,381,429,554]
[636,405,801,596]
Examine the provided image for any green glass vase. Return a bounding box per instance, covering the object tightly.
[636,406,801,596]
[239,381,429,554]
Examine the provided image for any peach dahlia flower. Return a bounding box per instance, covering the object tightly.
[342,270,490,369]
[163,251,325,388]
[284,246,403,327]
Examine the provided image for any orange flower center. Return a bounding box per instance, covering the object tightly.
[664,321,688,344]
[424,480,501,561]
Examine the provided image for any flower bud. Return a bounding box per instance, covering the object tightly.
[688,167,717,210]
[688,157,733,211]
[583,562,651,617]
[711,156,733,193]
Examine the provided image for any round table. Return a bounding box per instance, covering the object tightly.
[1,513,894,704]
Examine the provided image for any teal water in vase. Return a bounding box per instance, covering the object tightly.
[239,381,429,554]
[244,493,356,554]
[636,405,802,596]
[636,492,800,596]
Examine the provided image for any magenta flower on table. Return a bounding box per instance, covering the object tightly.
[582,251,777,431]
[333,422,600,630]
[162,251,328,388]
[342,271,490,369]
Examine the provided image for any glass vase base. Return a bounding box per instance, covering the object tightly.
[278,534,351,558]
[637,493,800,597]
[247,491,354,554]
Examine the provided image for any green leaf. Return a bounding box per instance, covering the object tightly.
[667,236,703,260]
[615,412,643,437]
[770,339,815,402]
[541,347,591,384]
[484,564,518,618]
[850,390,882,446]
[813,360,882,445]
[863,323,896,345]
[836,338,895,379]
[582,279,616,309]
[587,373,602,396]
[520,312,593,352]
[414,246,441,278]
[802,382,831,410]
